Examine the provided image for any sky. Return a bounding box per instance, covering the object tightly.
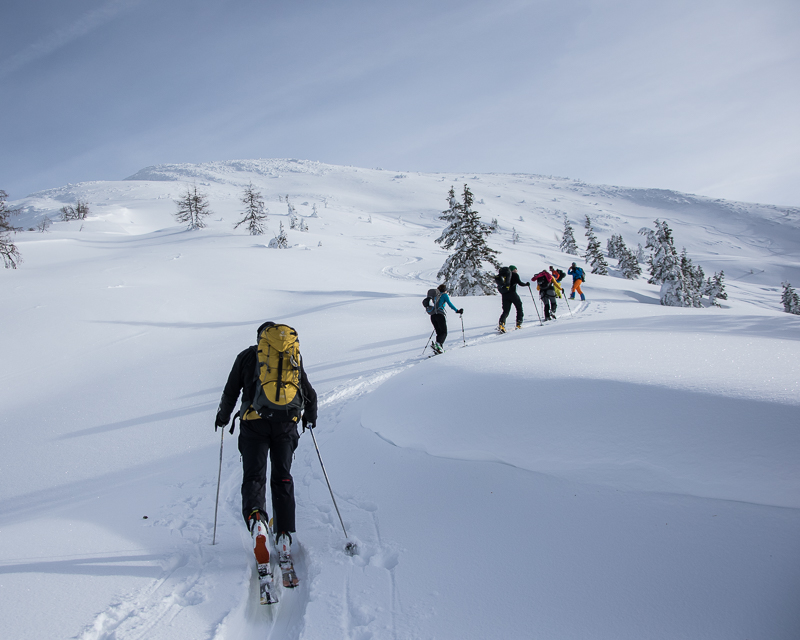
[2,0,799,206]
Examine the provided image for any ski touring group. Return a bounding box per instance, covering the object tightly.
[423,261,588,352]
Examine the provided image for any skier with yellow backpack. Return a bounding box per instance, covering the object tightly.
[215,321,318,600]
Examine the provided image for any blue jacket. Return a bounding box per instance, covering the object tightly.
[432,292,459,315]
[568,266,585,282]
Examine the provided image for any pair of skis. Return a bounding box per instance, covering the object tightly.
[253,516,299,605]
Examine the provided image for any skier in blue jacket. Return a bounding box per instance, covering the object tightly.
[428,284,463,354]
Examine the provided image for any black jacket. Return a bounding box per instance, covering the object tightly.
[501,271,529,296]
[217,346,318,426]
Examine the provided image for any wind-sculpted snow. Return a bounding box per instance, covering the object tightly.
[125,159,334,184]
[361,314,800,508]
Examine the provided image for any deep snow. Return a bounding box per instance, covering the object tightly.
[1,159,799,639]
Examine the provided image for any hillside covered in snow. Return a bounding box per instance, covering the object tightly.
[2,160,799,640]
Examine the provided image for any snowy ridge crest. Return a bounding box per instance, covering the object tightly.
[124,158,333,184]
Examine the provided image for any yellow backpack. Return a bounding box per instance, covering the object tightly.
[246,323,305,420]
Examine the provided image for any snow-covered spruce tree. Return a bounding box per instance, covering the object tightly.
[584,215,608,275]
[511,228,520,244]
[639,219,685,306]
[781,282,800,314]
[680,248,705,308]
[235,183,268,235]
[175,186,211,230]
[288,202,299,230]
[560,215,579,255]
[703,271,727,306]
[635,242,646,263]
[435,184,500,295]
[1,190,22,268]
[617,241,642,280]
[607,233,625,260]
[268,221,289,249]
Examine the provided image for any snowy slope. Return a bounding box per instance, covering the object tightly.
[1,160,799,640]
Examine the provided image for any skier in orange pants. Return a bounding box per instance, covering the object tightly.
[567,262,586,301]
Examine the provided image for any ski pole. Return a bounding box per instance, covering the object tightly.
[212,426,224,545]
[212,415,236,545]
[421,329,434,355]
[562,288,573,317]
[459,312,466,346]
[528,286,544,326]
[309,428,358,555]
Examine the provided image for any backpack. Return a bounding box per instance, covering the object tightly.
[494,267,511,293]
[423,288,441,314]
[537,274,555,295]
[249,323,305,419]
[556,269,566,281]
[577,268,586,281]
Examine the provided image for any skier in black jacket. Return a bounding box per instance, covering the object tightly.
[497,265,530,332]
[215,322,318,542]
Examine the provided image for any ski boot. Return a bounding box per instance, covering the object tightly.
[498,323,506,333]
[432,342,444,355]
[276,532,299,588]
[249,510,278,604]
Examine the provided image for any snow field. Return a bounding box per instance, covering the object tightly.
[1,160,799,639]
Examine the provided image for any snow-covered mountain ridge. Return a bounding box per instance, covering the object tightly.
[2,160,799,639]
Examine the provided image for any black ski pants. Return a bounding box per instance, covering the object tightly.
[238,417,300,533]
[499,292,523,326]
[541,293,557,319]
[430,313,448,345]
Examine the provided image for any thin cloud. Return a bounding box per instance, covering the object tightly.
[0,0,145,78]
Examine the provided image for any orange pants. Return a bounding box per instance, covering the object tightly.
[571,279,584,296]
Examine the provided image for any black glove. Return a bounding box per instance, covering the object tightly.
[215,412,229,432]
[302,419,315,433]
[457,308,464,314]
[525,282,531,287]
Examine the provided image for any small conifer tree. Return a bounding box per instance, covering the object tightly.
[1,190,22,268]
[584,215,608,275]
[235,183,268,235]
[617,242,642,280]
[269,221,289,248]
[175,186,211,230]
[560,216,579,255]
[435,184,501,295]
[781,282,800,314]
[512,228,520,244]
[639,219,686,306]
[704,271,727,306]
[606,234,624,260]
[680,249,705,307]
[288,202,299,229]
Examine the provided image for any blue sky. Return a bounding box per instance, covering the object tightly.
[2,0,799,205]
